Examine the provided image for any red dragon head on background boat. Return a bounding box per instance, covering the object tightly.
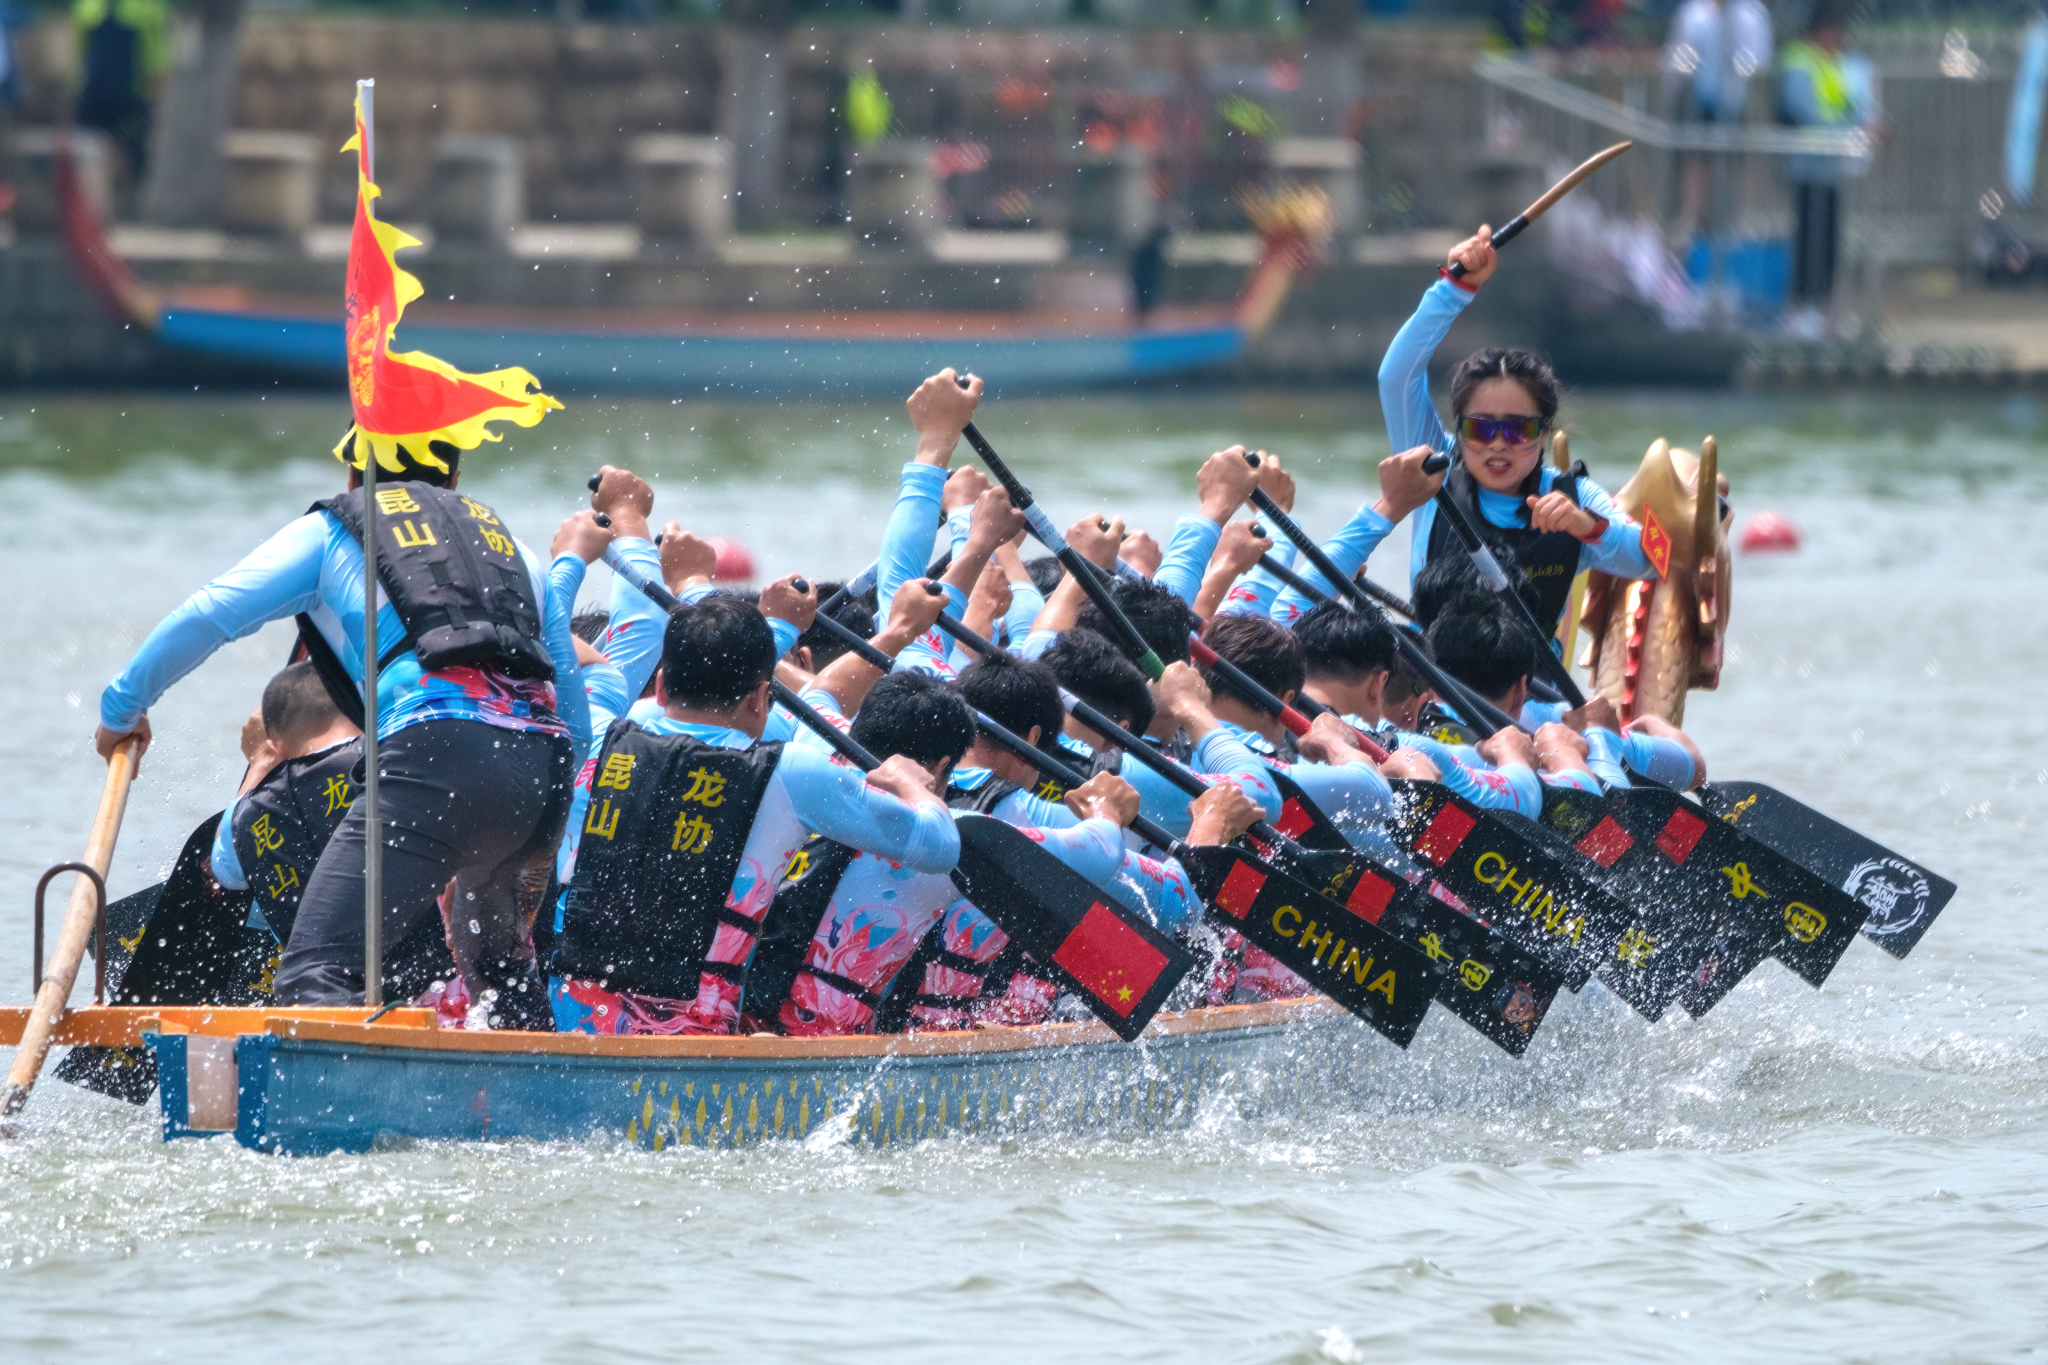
[1577,436,1732,727]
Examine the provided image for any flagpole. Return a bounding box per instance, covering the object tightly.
[357,75,383,1011]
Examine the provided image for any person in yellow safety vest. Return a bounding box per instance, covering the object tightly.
[72,0,169,184]
[1777,0,1882,333]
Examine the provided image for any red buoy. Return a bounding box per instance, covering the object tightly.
[709,537,756,583]
[1739,511,1801,553]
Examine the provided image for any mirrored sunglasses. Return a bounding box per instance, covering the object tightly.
[1459,415,1545,446]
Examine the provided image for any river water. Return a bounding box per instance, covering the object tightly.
[0,386,2043,1362]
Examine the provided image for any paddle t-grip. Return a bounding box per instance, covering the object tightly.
[587,473,603,492]
[593,512,611,529]
[1443,216,1528,281]
[1423,451,1450,476]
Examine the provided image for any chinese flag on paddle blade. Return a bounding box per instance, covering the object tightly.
[334,88,560,475]
[1051,903,1171,1020]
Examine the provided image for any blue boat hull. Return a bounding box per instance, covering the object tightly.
[147,1000,1368,1154]
[157,307,1245,396]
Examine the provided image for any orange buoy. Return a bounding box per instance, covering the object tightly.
[709,537,756,583]
[1739,511,1801,553]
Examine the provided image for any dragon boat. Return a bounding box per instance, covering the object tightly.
[1,996,1391,1154]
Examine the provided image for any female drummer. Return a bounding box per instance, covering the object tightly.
[1371,225,1659,632]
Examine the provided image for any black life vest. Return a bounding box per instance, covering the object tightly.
[1414,701,1484,749]
[313,481,554,684]
[551,720,783,999]
[1424,456,1590,630]
[230,740,362,945]
[747,834,863,1027]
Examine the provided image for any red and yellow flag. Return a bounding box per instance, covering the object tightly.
[334,90,559,475]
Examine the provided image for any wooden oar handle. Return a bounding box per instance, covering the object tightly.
[1,736,140,1117]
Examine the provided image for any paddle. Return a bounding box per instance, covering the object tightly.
[1694,782,1955,960]
[769,677,1195,1041]
[1049,676,1563,1053]
[1178,611,1653,1004]
[1442,141,1634,281]
[919,602,1561,1050]
[799,596,1463,1044]
[948,407,1165,678]
[2,737,140,1119]
[1377,606,1880,1012]
[820,595,1491,1045]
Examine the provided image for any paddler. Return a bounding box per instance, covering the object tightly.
[545,592,963,1036]
[1263,230,1659,635]
[1374,228,1660,630]
[210,663,362,949]
[95,439,598,1027]
[751,666,1204,1036]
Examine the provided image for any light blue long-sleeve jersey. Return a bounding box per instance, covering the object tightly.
[1219,541,1296,619]
[1154,515,1221,607]
[1518,699,1697,790]
[102,507,584,752]
[1377,279,1659,594]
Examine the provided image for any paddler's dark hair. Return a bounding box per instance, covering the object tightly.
[339,433,462,488]
[570,608,610,645]
[1041,629,1154,737]
[1199,612,1306,703]
[1076,576,1199,667]
[956,651,1064,750]
[1426,596,1543,702]
[849,671,974,769]
[660,595,777,710]
[794,585,877,671]
[1292,600,1397,684]
[261,662,343,749]
[1023,555,1063,598]
[1447,348,1560,431]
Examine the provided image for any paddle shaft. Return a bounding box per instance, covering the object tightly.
[1240,532,1561,765]
[1254,545,1418,623]
[1,737,139,1117]
[1412,454,1588,707]
[922,605,1301,855]
[359,77,385,1010]
[1443,141,1632,281]
[954,416,1163,678]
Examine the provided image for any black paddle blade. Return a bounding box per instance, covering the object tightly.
[1535,786,1724,1020]
[1700,780,1955,960]
[1282,849,1563,1057]
[950,815,1195,1042]
[1259,770,1355,852]
[1596,785,1871,998]
[1384,780,1652,996]
[1178,845,1439,1049]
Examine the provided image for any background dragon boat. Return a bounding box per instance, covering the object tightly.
[50,142,1320,397]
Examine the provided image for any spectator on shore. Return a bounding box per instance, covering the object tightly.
[72,0,169,187]
[1663,0,1773,243]
[1778,0,1881,337]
